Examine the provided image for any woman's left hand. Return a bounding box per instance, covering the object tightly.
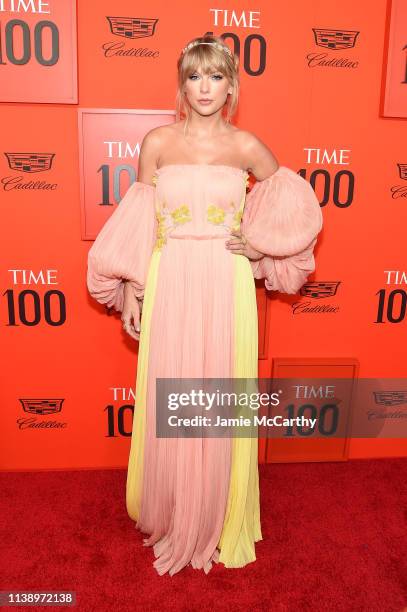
[225,228,264,261]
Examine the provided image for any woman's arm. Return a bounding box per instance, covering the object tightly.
[241,130,280,181]
[226,131,281,259]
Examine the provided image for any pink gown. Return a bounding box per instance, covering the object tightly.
[87,163,323,576]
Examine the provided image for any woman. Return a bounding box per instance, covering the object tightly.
[87,34,323,576]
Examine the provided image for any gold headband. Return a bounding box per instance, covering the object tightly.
[181,40,233,58]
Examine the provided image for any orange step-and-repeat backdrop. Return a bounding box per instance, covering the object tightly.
[1,0,406,471]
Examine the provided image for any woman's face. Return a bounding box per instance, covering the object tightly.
[183,64,233,116]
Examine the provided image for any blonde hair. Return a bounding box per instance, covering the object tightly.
[175,35,240,136]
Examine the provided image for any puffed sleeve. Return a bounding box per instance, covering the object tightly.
[241,166,323,294]
[87,180,157,312]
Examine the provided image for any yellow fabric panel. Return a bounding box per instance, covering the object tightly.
[126,250,162,521]
[218,254,263,567]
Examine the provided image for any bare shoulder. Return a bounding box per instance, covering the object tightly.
[137,125,171,185]
[235,129,279,180]
[139,125,171,161]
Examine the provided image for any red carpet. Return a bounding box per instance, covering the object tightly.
[1,458,406,611]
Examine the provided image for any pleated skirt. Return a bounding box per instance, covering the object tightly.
[126,236,262,576]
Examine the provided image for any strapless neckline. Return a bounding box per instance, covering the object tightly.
[155,163,248,176]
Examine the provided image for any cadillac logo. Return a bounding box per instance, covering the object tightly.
[397,164,407,180]
[106,16,158,39]
[19,399,64,415]
[373,391,407,407]
[5,153,55,173]
[300,281,341,299]
[312,28,360,50]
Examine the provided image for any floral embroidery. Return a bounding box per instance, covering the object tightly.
[154,202,192,251]
[232,209,243,231]
[207,204,226,225]
[206,202,244,232]
[171,205,192,224]
[154,211,167,251]
[153,171,248,250]
[206,172,248,232]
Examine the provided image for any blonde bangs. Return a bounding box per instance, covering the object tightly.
[180,45,231,80]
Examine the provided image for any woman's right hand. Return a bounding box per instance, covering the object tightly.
[121,282,143,341]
